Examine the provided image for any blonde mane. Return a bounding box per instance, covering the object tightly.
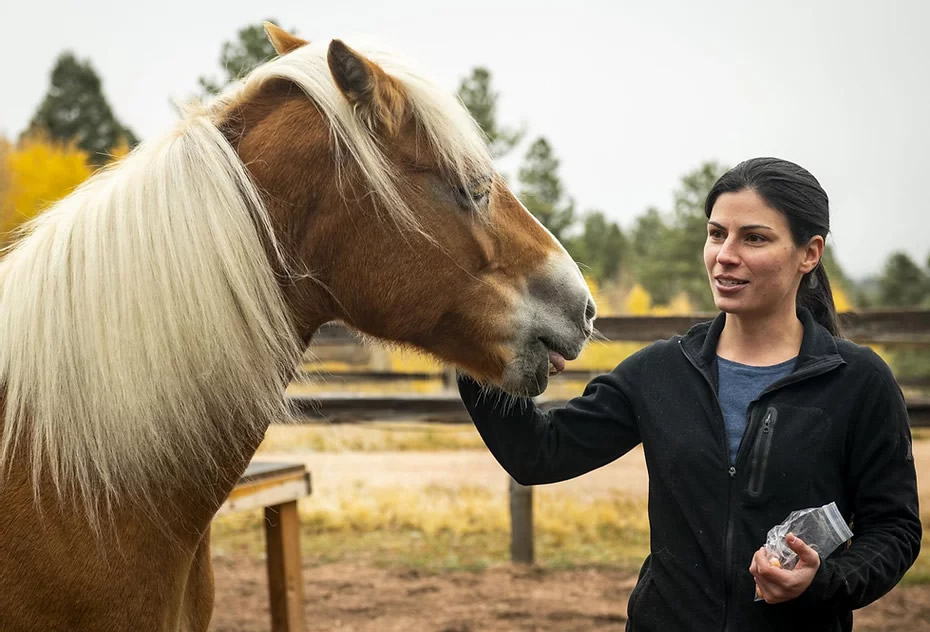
[215,40,493,227]
[0,39,491,518]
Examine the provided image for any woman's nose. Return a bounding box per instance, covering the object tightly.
[716,239,740,265]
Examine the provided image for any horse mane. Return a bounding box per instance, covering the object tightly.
[0,38,492,520]
[214,39,494,228]
[0,116,302,516]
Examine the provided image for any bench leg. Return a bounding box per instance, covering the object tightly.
[265,500,304,632]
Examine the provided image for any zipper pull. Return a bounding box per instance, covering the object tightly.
[761,411,773,433]
[728,466,736,478]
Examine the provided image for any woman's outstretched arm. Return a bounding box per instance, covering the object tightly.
[458,353,643,485]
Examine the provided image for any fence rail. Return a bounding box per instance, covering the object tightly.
[287,393,930,427]
[311,310,930,346]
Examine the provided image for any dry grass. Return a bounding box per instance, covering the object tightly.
[243,420,930,583]
[256,423,486,453]
[212,485,651,572]
[212,482,928,581]
[287,378,446,396]
[903,512,930,585]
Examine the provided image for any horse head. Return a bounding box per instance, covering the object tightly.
[224,25,595,397]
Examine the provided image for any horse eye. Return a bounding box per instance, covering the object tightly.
[452,178,491,211]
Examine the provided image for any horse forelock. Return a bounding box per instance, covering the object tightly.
[213,39,495,230]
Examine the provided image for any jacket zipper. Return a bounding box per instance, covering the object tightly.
[747,407,778,497]
[678,341,844,632]
[678,340,732,629]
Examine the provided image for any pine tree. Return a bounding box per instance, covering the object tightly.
[517,137,575,241]
[456,68,523,159]
[199,20,285,96]
[566,210,628,283]
[627,162,727,310]
[26,52,138,165]
[878,251,930,307]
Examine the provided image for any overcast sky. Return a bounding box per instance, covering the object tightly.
[3,0,928,279]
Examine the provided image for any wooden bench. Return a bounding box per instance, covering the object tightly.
[217,461,312,632]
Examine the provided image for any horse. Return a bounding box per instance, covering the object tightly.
[0,23,595,631]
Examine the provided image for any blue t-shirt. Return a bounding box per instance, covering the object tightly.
[717,356,796,464]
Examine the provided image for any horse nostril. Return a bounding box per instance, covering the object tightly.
[584,297,596,323]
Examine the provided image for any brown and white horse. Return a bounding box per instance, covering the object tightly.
[0,24,594,630]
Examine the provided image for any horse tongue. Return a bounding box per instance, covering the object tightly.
[548,350,566,375]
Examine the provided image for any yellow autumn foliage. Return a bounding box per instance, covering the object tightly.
[624,283,652,315]
[651,292,695,316]
[0,138,11,220]
[584,275,615,316]
[0,135,91,238]
[832,285,853,313]
[106,137,132,162]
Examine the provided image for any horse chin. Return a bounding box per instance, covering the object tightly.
[498,346,552,398]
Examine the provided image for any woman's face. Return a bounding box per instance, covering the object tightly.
[704,189,822,317]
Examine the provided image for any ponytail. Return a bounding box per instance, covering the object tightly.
[798,265,841,337]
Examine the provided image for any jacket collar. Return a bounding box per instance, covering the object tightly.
[679,307,845,381]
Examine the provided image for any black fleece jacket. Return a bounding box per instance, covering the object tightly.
[458,309,921,632]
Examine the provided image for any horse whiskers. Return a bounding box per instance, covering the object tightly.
[590,328,610,343]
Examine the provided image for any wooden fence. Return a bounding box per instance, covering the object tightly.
[295,310,930,421]
[288,310,930,564]
[309,310,930,345]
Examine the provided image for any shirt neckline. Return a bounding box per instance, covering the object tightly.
[716,355,798,370]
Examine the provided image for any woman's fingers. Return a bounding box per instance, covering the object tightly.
[749,547,764,576]
[786,533,821,569]
[750,546,805,603]
[749,537,820,604]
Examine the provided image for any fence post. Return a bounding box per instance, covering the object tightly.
[441,366,458,391]
[509,477,534,564]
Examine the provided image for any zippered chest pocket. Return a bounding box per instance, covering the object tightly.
[747,407,777,497]
[744,404,836,500]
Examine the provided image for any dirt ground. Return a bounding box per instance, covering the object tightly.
[209,557,930,631]
[210,436,929,631]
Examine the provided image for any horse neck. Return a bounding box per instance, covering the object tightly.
[221,82,348,346]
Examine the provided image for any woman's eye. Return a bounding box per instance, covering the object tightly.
[708,229,724,239]
[746,234,766,244]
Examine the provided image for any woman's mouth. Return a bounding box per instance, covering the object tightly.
[715,276,749,293]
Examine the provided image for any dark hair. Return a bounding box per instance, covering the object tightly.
[704,157,841,336]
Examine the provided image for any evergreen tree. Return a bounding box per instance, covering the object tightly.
[630,162,726,309]
[820,246,850,291]
[629,207,677,305]
[456,67,523,158]
[665,161,726,309]
[26,52,138,165]
[565,210,628,283]
[878,251,930,307]
[517,137,575,241]
[199,20,287,96]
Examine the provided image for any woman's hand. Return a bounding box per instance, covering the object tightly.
[749,533,821,604]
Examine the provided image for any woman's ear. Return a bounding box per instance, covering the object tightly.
[800,235,825,274]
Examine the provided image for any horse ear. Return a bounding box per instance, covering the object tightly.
[264,22,308,55]
[327,39,407,136]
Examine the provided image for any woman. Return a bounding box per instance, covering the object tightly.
[458,157,921,631]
